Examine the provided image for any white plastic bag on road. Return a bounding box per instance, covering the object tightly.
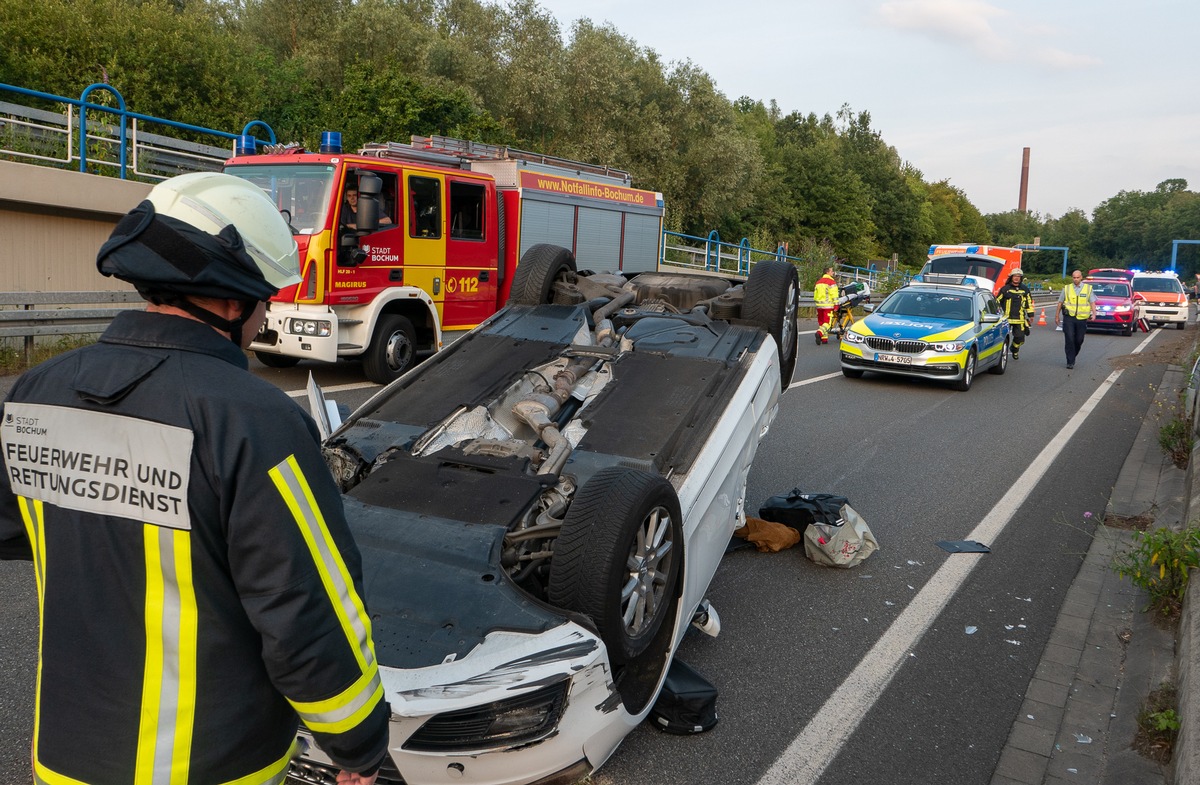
[802,504,879,568]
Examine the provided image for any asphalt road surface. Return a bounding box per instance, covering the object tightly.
[0,319,1190,784]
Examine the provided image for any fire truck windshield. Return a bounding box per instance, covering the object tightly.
[222,164,336,236]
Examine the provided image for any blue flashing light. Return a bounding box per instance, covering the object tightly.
[235,134,256,156]
[320,131,343,154]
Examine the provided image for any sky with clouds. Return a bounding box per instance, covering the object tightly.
[531,0,1198,219]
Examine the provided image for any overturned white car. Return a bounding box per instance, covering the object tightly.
[289,247,798,785]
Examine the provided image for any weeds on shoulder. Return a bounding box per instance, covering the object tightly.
[1112,525,1200,619]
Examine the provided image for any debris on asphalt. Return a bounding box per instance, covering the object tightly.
[936,540,990,553]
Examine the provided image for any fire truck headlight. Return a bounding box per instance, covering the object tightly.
[286,318,331,338]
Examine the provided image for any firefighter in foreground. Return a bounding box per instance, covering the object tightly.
[0,173,388,784]
[813,265,839,344]
[996,268,1035,359]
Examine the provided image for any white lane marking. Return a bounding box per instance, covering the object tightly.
[756,368,1126,785]
[285,381,378,399]
[789,372,842,389]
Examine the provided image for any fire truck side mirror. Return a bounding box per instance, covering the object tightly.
[355,173,382,234]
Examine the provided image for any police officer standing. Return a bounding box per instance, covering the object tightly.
[0,173,388,784]
[996,268,1034,359]
[1054,269,1096,369]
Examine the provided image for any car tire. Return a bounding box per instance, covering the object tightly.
[989,338,1009,375]
[548,467,683,666]
[254,351,300,369]
[842,367,864,379]
[743,260,799,390]
[1123,325,1134,336]
[507,244,577,305]
[362,314,417,384]
[1177,322,1186,331]
[953,348,976,391]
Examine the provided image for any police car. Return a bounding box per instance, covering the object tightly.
[290,250,798,785]
[838,277,1011,391]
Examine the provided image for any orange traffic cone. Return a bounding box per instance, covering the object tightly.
[1037,308,1047,326]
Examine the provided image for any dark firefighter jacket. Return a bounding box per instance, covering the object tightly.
[0,311,389,785]
[997,281,1034,327]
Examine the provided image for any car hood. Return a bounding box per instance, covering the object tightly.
[342,495,579,671]
[854,312,976,341]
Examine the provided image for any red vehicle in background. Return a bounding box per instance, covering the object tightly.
[224,134,665,383]
[919,245,1023,295]
[1084,277,1138,336]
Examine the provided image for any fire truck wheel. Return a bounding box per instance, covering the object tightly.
[363,314,417,384]
[743,260,799,390]
[254,351,300,369]
[548,467,682,666]
[508,244,577,305]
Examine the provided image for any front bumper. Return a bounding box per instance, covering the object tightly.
[839,345,967,381]
[292,624,636,785]
[250,303,340,362]
[1088,308,1136,331]
[1140,303,1188,324]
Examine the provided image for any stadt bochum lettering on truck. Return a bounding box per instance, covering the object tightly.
[918,244,1024,295]
[223,134,665,383]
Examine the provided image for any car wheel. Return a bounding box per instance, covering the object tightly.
[254,351,300,369]
[953,349,976,391]
[842,367,864,379]
[743,260,799,390]
[1177,322,1186,331]
[507,244,577,305]
[989,338,1009,375]
[362,314,417,384]
[548,467,683,666]
[1123,325,1134,336]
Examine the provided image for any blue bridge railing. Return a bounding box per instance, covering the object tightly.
[0,82,274,181]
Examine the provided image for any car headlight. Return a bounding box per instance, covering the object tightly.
[842,330,866,345]
[403,681,569,751]
[1114,305,1132,312]
[927,340,967,353]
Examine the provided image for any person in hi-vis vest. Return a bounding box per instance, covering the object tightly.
[1054,270,1096,370]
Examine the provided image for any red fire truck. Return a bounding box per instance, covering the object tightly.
[224,134,665,382]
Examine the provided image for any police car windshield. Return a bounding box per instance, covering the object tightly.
[879,290,973,320]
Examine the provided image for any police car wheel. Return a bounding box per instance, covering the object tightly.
[953,349,976,392]
[988,338,1009,375]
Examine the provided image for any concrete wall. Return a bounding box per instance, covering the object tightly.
[0,160,150,292]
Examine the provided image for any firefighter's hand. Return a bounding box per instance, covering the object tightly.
[336,770,379,785]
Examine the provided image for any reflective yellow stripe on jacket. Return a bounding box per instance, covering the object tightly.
[1064,284,1093,318]
[269,455,385,734]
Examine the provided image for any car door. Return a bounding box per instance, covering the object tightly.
[976,292,1004,363]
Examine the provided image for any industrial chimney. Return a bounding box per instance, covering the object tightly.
[1018,147,1030,212]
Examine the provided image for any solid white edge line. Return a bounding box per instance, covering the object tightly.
[755,368,1125,785]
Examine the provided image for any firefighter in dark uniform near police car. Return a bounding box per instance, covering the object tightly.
[0,173,389,785]
[996,268,1035,359]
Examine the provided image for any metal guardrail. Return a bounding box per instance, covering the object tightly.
[0,291,143,364]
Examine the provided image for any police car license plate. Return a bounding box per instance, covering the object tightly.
[877,353,911,365]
